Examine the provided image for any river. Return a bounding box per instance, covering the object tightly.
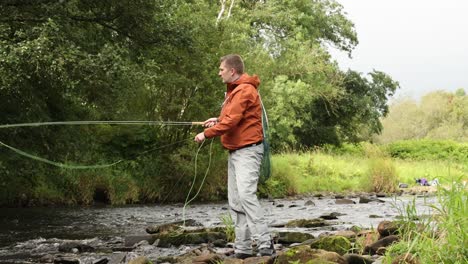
[0,194,437,263]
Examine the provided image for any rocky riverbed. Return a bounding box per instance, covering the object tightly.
[0,191,438,264]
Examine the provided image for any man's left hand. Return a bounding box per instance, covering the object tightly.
[194,132,206,143]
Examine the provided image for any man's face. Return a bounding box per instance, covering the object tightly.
[218,61,235,83]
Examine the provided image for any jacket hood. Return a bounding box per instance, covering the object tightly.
[227,73,260,91]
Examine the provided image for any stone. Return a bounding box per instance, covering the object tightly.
[244,256,275,264]
[53,256,80,264]
[377,221,399,237]
[58,242,95,253]
[124,235,154,247]
[192,253,222,263]
[92,258,109,264]
[319,212,342,220]
[343,253,373,264]
[335,199,355,204]
[334,231,356,241]
[304,200,316,206]
[285,218,326,228]
[309,235,352,255]
[276,246,345,264]
[146,219,202,234]
[128,256,150,264]
[39,254,54,263]
[151,231,226,247]
[363,235,399,255]
[277,232,315,244]
[369,214,383,218]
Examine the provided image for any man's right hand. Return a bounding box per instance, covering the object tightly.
[203,117,218,127]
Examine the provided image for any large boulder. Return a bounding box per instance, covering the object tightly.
[309,236,352,255]
[363,235,399,255]
[377,221,399,237]
[278,232,315,244]
[276,246,346,264]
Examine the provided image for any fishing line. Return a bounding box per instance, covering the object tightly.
[0,120,201,169]
[182,138,214,225]
[0,138,192,170]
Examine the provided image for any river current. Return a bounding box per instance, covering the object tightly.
[0,195,437,263]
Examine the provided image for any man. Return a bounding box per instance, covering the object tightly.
[194,54,274,258]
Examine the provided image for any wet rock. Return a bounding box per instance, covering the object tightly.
[222,259,244,264]
[304,200,315,206]
[157,256,178,263]
[319,212,342,220]
[192,253,222,263]
[288,204,299,208]
[124,235,154,247]
[309,235,352,255]
[212,238,227,247]
[244,256,275,264]
[276,246,345,264]
[277,232,315,244]
[58,242,95,253]
[334,230,356,241]
[285,218,326,228]
[359,196,385,204]
[92,258,109,264]
[343,253,373,264]
[107,253,126,263]
[377,221,399,237]
[376,193,387,198]
[54,255,80,264]
[128,256,150,264]
[152,231,226,247]
[334,194,345,199]
[363,235,399,255]
[276,204,285,208]
[146,219,202,234]
[335,198,355,204]
[369,214,383,218]
[39,254,55,263]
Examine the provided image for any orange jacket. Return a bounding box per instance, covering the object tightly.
[204,73,263,150]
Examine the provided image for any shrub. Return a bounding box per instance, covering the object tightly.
[363,143,398,193]
[386,139,468,162]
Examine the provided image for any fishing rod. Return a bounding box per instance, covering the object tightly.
[0,120,205,129]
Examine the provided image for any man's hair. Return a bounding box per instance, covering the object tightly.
[220,54,244,74]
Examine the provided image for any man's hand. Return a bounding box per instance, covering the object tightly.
[194,132,206,143]
[203,117,218,127]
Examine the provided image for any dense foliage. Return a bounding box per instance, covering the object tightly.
[375,89,468,143]
[0,0,398,206]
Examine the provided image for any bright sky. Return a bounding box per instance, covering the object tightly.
[330,0,468,99]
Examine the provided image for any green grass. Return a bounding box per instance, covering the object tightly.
[265,151,467,196]
[384,182,468,263]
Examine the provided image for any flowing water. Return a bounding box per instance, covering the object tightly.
[0,194,438,263]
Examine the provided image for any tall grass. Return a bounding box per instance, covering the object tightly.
[384,182,468,263]
[263,150,466,197]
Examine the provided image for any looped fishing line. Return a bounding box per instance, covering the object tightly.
[182,138,214,225]
[0,138,192,170]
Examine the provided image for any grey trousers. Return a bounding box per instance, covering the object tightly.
[228,143,271,254]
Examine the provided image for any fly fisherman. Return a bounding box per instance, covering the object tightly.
[194,54,275,258]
